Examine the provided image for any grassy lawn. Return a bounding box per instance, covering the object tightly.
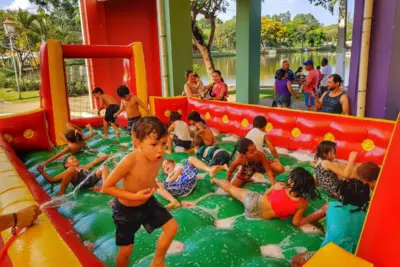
[229,89,305,100]
[0,88,40,103]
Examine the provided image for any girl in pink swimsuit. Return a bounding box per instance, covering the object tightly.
[211,167,320,225]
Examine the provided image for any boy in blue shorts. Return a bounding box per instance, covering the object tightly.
[102,117,177,267]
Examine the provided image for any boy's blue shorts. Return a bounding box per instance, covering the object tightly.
[304,92,315,107]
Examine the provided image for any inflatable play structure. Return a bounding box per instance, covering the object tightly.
[0,40,399,267]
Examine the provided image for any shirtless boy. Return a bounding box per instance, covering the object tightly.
[114,85,149,134]
[92,87,120,138]
[37,154,109,195]
[101,116,178,267]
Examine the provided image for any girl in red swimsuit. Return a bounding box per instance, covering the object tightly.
[227,138,276,187]
[211,167,320,225]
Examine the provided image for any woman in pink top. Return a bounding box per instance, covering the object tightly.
[203,70,229,101]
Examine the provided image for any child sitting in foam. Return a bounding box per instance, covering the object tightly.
[166,111,192,154]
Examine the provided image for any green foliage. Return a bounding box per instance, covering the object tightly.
[306,28,326,47]
[308,0,337,14]
[68,80,89,97]
[193,64,201,74]
[261,17,288,47]
[214,17,236,50]
[19,79,40,91]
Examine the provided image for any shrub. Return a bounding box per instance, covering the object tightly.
[68,80,89,97]
[19,80,40,91]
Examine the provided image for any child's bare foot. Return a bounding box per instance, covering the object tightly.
[166,201,181,210]
[223,164,229,171]
[115,130,120,139]
[210,178,217,184]
[104,134,108,139]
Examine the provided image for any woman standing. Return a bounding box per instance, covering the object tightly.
[274,69,299,108]
[203,70,229,101]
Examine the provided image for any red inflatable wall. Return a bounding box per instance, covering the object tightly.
[356,115,400,266]
[80,0,161,100]
[151,97,394,164]
[0,109,52,152]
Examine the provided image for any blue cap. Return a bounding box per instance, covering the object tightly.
[303,60,314,66]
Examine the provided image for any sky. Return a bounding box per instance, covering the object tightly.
[221,0,355,26]
[0,0,355,26]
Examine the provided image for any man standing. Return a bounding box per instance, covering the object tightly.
[303,60,319,111]
[319,58,332,97]
[275,60,295,82]
[314,74,350,115]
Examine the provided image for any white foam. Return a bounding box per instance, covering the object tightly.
[167,240,185,254]
[289,150,315,162]
[221,135,239,142]
[251,172,267,182]
[215,188,229,195]
[215,216,238,229]
[276,147,289,155]
[174,146,185,153]
[260,244,285,259]
[294,247,308,253]
[300,224,324,235]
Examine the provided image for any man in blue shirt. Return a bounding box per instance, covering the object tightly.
[275,60,295,81]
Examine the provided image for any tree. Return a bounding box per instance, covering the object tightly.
[191,0,229,78]
[306,28,326,47]
[214,17,236,51]
[308,0,337,14]
[293,13,320,28]
[272,11,291,24]
[260,16,287,47]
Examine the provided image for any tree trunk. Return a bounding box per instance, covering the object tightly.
[195,41,215,78]
[336,0,347,80]
[192,20,215,79]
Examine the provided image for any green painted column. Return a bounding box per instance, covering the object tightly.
[164,0,193,96]
[236,0,261,104]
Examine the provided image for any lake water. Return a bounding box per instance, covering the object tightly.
[194,51,351,87]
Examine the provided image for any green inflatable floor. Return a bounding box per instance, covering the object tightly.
[20,128,334,267]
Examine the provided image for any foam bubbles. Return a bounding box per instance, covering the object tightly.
[260,244,285,259]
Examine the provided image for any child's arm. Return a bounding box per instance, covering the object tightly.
[67,123,83,133]
[83,124,94,141]
[97,96,104,116]
[167,123,176,133]
[81,155,109,170]
[37,165,68,184]
[323,152,358,178]
[166,168,184,183]
[300,203,329,226]
[264,135,279,160]
[134,95,149,115]
[261,153,276,184]
[185,147,196,154]
[114,103,125,118]
[101,154,156,201]
[292,200,310,226]
[287,82,300,99]
[196,122,205,135]
[226,157,241,182]
[38,147,70,168]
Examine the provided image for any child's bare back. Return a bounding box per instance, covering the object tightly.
[100,94,119,106]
